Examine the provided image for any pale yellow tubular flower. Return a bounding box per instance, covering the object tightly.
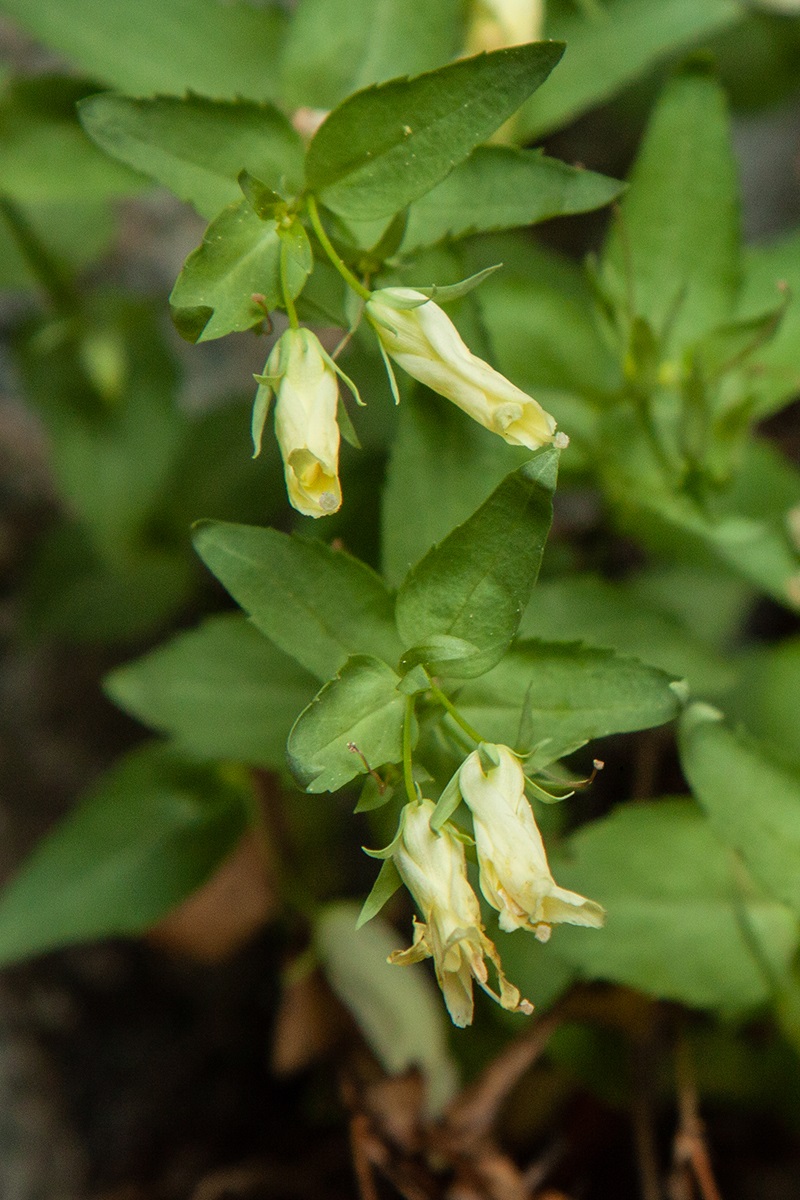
[259,328,342,519]
[459,744,605,941]
[388,799,533,1027]
[466,0,545,54]
[366,288,558,451]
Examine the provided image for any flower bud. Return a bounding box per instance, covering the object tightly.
[366,288,557,451]
[253,328,342,518]
[459,744,605,940]
[388,800,532,1027]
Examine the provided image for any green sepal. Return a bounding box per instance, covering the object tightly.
[337,395,361,450]
[356,859,403,928]
[412,264,503,305]
[376,337,402,404]
[477,742,501,774]
[429,770,462,833]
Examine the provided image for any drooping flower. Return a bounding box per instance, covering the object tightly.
[366,288,559,451]
[459,744,605,940]
[387,799,533,1027]
[466,0,545,55]
[252,327,341,518]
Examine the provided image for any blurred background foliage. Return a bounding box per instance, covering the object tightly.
[1,2,800,1198]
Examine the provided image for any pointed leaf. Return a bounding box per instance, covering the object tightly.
[280,0,461,110]
[105,614,317,770]
[519,574,736,697]
[552,800,798,1013]
[193,521,402,681]
[402,146,625,253]
[679,705,800,918]
[602,65,741,351]
[169,200,282,342]
[79,94,304,220]
[382,388,529,586]
[0,0,289,100]
[305,42,565,221]
[458,640,685,760]
[315,902,458,1114]
[288,655,408,792]
[395,450,558,679]
[0,744,252,966]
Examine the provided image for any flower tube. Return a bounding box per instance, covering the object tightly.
[366,288,558,451]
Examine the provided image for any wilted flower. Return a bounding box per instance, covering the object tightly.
[459,744,605,940]
[466,0,545,55]
[252,327,341,518]
[366,288,559,451]
[388,799,533,1027]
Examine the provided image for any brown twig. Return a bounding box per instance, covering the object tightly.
[668,1032,723,1200]
[444,1010,563,1142]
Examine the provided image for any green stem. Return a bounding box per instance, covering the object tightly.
[402,696,416,806]
[306,193,371,302]
[429,683,484,745]
[279,237,299,329]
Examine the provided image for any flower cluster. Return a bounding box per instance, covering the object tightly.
[387,798,532,1027]
[382,746,603,1026]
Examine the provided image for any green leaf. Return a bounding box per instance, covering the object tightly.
[553,799,798,1013]
[280,0,461,110]
[382,390,526,586]
[458,640,684,759]
[0,0,288,100]
[170,200,283,342]
[0,743,252,966]
[0,197,114,291]
[518,0,744,140]
[395,451,558,679]
[15,297,183,558]
[679,705,800,919]
[193,521,402,681]
[727,637,800,772]
[601,65,741,352]
[315,902,458,1114]
[105,615,318,770]
[79,94,304,220]
[278,218,313,298]
[603,431,800,612]
[519,575,736,697]
[23,525,194,644]
[472,234,621,400]
[0,76,143,203]
[401,146,625,253]
[305,42,565,221]
[288,655,408,792]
